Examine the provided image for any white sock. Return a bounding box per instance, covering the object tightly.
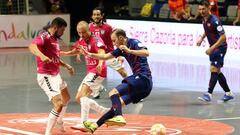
[80,97,90,123]
[57,105,67,123]
[226,92,233,96]
[45,109,59,135]
[88,98,109,114]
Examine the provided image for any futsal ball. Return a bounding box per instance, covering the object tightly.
[150,123,166,135]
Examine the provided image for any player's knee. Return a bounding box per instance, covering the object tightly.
[109,88,119,97]
[120,70,128,78]
[118,68,128,78]
[210,66,220,73]
[75,95,81,104]
[53,99,64,113]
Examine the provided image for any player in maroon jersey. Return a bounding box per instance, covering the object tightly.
[29,17,74,135]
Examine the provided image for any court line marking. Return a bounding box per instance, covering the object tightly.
[206,117,240,121]
[0,127,41,135]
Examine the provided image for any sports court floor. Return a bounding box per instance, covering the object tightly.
[0,48,239,135]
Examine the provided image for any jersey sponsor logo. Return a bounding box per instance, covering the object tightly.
[86,59,97,65]
[97,42,104,47]
[217,25,223,32]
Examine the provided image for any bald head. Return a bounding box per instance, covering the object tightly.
[76,21,91,40]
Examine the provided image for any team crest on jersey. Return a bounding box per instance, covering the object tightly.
[100,30,105,35]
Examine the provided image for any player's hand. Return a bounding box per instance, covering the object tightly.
[41,56,52,63]
[76,54,81,63]
[205,47,214,55]
[196,39,202,47]
[96,63,102,74]
[66,65,75,75]
[119,45,131,53]
[80,46,90,56]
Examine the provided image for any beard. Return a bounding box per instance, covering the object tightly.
[53,31,61,38]
[94,19,102,25]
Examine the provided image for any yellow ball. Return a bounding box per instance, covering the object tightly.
[150,123,166,135]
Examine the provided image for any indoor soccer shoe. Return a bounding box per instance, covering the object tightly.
[105,115,126,127]
[221,94,234,102]
[198,93,212,102]
[71,123,88,132]
[55,121,66,132]
[83,121,98,134]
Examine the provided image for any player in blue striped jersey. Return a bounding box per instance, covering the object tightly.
[197,0,234,102]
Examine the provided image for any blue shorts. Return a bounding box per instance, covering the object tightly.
[115,74,152,104]
[209,48,226,68]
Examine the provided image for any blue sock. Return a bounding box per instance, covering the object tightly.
[110,94,122,116]
[96,108,115,127]
[218,72,230,92]
[208,72,218,94]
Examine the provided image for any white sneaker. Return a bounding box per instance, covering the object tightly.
[55,121,66,132]
[71,123,88,132]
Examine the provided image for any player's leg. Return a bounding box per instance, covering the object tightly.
[83,84,129,133]
[55,81,70,132]
[71,83,91,131]
[76,83,91,123]
[117,67,128,78]
[198,65,219,102]
[37,74,64,135]
[216,52,234,101]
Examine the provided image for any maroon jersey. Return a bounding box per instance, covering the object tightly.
[32,31,61,75]
[89,22,114,53]
[74,34,107,77]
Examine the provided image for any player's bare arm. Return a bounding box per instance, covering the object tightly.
[60,59,75,75]
[205,34,226,55]
[81,46,114,60]
[60,48,81,56]
[197,33,206,46]
[96,48,105,74]
[29,43,52,63]
[119,45,149,57]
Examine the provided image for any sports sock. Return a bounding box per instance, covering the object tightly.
[57,105,67,123]
[88,98,109,114]
[110,94,122,116]
[96,108,115,127]
[208,72,218,94]
[45,109,59,134]
[80,97,90,123]
[218,72,231,92]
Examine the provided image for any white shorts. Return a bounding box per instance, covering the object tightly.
[106,57,124,71]
[37,73,67,101]
[78,72,105,96]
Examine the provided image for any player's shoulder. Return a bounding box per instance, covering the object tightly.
[102,22,112,28]
[211,15,221,24]
[129,38,141,44]
[38,30,50,39]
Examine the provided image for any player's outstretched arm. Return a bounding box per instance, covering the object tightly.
[60,59,75,75]
[119,45,149,57]
[81,46,114,60]
[60,48,80,56]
